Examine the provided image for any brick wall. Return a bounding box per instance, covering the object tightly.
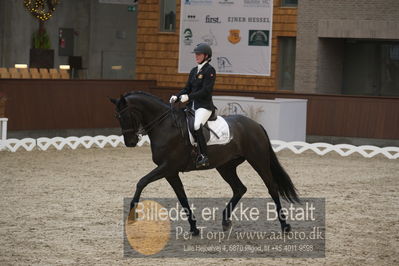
[296,0,399,93]
[136,0,297,92]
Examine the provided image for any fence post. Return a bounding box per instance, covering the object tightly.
[0,118,7,151]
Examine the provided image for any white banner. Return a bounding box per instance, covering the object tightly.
[178,0,273,76]
[98,0,137,5]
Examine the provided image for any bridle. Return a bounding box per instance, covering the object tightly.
[115,105,171,136]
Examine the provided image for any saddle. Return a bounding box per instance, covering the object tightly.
[184,108,218,144]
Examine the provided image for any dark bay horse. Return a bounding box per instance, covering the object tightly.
[110,91,299,234]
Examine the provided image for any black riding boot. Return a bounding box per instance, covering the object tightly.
[194,126,209,168]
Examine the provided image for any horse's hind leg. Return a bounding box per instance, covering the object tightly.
[216,158,246,231]
[166,175,199,236]
[269,190,291,232]
[246,156,291,232]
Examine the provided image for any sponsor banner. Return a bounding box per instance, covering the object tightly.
[179,0,273,76]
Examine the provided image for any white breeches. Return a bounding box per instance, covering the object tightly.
[194,108,212,130]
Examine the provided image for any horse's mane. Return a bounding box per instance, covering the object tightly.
[123,91,168,107]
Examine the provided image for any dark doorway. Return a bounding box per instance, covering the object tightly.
[343,40,399,96]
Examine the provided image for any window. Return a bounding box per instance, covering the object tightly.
[281,0,298,7]
[278,37,296,91]
[380,44,399,96]
[160,0,176,32]
[343,40,399,96]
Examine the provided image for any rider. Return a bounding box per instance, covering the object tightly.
[170,43,216,168]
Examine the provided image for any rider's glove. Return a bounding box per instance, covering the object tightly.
[169,95,178,103]
[180,94,189,103]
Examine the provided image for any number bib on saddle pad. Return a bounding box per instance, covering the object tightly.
[185,109,231,146]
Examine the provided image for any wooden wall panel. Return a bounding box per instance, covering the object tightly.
[151,86,399,140]
[1,80,397,139]
[0,79,156,131]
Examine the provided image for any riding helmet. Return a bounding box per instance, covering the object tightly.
[193,43,212,58]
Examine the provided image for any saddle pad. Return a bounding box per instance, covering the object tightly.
[188,116,231,146]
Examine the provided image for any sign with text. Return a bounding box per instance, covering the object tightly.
[123,197,325,258]
[178,0,274,76]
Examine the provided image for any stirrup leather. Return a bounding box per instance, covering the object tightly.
[196,154,209,168]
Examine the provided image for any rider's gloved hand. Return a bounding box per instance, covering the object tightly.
[180,94,189,103]
[169,95,178,103]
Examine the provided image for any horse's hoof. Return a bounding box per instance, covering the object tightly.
[191,228,200,236]
[282,224,291,233]
[127,209,138,222]
[222,220,232,231]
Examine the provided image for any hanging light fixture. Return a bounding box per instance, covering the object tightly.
[23,0,60,22]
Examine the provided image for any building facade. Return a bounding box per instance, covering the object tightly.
[0,0,398,142]
[296,0,399,96]
[136,0,298,92]
[136,0,399,97]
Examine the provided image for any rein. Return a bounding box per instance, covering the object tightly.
[117,105,171,135]
[117,101,186,144]
[139,109,170,135]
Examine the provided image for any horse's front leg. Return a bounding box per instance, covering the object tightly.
[166,175,200,236]
[129,165,167,218]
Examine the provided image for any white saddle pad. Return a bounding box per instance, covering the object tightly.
[188,116,231,146]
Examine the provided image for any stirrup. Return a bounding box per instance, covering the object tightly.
[196,154,209,168]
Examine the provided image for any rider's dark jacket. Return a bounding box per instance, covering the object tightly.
[177,62,216,111]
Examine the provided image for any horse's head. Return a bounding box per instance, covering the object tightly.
[110,95,140,147]
[110,91,169,147]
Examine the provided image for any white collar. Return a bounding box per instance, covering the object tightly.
[197,60,208,73]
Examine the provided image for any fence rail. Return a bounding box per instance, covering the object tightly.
[271,140,399,159]
[1,135,398,159]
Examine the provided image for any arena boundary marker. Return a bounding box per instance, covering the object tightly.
[1,135,398,159]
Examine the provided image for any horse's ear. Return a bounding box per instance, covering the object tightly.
[120,95,127,105]
[109,97,118,105]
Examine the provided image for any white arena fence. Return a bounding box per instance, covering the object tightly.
[0,135,398,159]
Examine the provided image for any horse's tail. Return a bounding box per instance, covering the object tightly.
[261,126,300,203]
